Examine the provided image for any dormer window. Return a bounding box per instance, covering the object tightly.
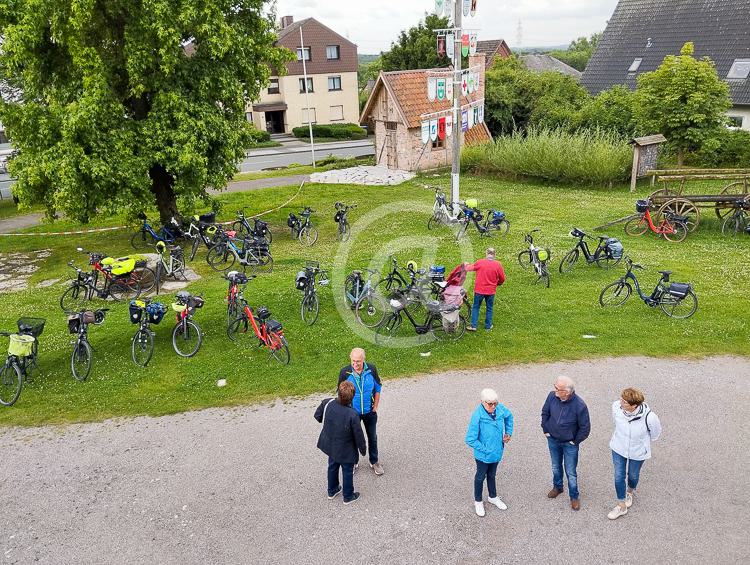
[628,58,643,73]
[727,59,750,80]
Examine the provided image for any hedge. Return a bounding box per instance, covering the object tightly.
[292,123,367,140]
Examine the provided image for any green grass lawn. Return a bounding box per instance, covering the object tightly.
[0,175,748,427]
[233,156,375,182]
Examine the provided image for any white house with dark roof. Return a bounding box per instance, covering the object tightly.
[581,0,750,130]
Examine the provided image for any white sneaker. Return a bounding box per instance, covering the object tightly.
[625,492,634,508]
[353,463,359,474]
[608,504,628,520]
[487,496,508,510]
[474,501,485,517]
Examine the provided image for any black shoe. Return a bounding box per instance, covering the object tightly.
[343,492,360,505]
[327,486,342,500]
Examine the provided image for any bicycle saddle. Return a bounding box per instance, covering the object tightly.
[658,270,672,277]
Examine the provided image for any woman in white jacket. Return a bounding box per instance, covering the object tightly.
[608,387,662,520]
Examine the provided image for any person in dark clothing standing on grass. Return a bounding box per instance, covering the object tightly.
[464,247,506,331]
[338,347,384,475]
[541,375,591,511]
[315,380,366,505]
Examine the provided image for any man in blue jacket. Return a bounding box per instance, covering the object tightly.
[338,347,383,475]
[541,376,591,511]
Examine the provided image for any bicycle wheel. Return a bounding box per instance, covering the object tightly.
[227,315,251,342]
[456,220,469,240]
[535,264,551,288]
[354,292,388,328]
[232,221,249,237]
[375,313,402,345]
[109,279,141,302]
[263,228,273,245]
[427,214,441,230]
[207,244,236,271]
[599,281,632,307]
[659,290,698,319]
[338,222,351,242]
[517,250,533,269]
[189,236,200,261]
[173,257,186,280]
[0,362,23,406]
[256,252,273,273]
[430,313,466,341]
[662,221,687,243]
[624,217,648,236]
[131,328,154,367]
[132,267,156,294]
[172,320,203,357]
[483,220,510,237]
[559,248,580,274]
[343,275,363,308]
[374,276,404,297]
[722,214,746,237]
[595,250,622,270]
[70,340,92,382]
[301,293,320,326]
[131,230,149,250]
[267,333,290,365]
[60,284,87,313]
[299,225,318,246]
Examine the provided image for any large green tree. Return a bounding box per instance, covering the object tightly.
[0,0,291,223]
[380,13,450,72]
[635,42,731,165]
[548,32,602,72]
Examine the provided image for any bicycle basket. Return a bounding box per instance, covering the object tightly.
[146,302,167,324]
[129,301,143,324]
[287,213,297,228]
[172,302,187,313]
[667,282,691,298]
[295,271,308,290]
[82,310,97,324]
[265,318,283,333]
[199,212,216,224]
[8,334,35,357]
[606,238,624,259]
[17,317,45,338]
[256,306,271,320]
[465,198,478,208]
[67,316,81,334]
[636,199,650,213]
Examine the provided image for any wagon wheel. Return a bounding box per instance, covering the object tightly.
[657,198,699,232]
[715,181,747,220]
[647,187,678,204]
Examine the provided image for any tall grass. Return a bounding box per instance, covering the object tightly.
[462,127,633,186]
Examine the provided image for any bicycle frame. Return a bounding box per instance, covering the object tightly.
[570,232,607,263]
[388,302,443,335]
[345,270,378,305]
[139,217,178,244]
[618,267,667,304]
[637,209,679,236]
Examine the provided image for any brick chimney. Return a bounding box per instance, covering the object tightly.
[280,15,294,29]
[469,52,486,101]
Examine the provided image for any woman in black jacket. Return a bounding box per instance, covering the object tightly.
[315,381,367,504]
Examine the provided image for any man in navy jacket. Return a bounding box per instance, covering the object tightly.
[541,376,591,511]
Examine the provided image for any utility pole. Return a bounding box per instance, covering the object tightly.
[450,1,462,206]
[299,24,316,168]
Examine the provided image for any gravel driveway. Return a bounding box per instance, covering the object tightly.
[1,356,748,564]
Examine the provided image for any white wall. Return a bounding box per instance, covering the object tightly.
[727,105,750,131]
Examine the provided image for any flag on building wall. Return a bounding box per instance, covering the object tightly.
[437,78,446,101]
[421,121,430,145]
[467,73,475,94]
[471,0,477,17]
[461,109,469,132]
[463,0,471,17]
[446,114,453,137]
[435,0,444,15]
[461,34,469,57]
[461,72,469,96]
[446,33,455,62]
[430,119,438,142]
[437,35,446,58]
[428,77,437,101]
[469,33,477,56]
[446,78,454,100]
[438,117,446,140]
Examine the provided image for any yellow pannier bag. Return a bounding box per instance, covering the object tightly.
[110,257,136,275]
[172,303,187,313]
[8,334,34,357]
[465,198,478,208]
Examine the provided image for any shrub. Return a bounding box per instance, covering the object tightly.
[461,127,632,186]
[292,123,367,140]
[248,126,271,144]
[690,128,750,168]
[576,85,639,138]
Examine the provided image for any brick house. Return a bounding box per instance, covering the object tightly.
[476,39,513,70]
[359,54,492,171]
[248,16,359,134]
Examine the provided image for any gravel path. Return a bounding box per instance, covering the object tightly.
[1,356,748,564]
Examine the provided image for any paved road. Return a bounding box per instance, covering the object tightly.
[240,140,374,172]
[1,356,748,564]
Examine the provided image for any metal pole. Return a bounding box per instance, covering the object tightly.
[299,25,316,168]
[451,1,462,206]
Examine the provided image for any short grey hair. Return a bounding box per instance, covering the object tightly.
[486,247,496,258]
[350,347,365,361]
[555,376,575,392]
[480,388,498,402]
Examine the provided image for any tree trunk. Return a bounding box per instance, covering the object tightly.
[677,147,685,167]
[149,164,179,225]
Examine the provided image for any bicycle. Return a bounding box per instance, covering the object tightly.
[79,247,156,296]
[517,229,552,288]
[344,269,388,328]
[225,272,290,365]
[375,291,466,344]
[206,230,273,273]
[559,228,624,273]
[171,291,204,358]
[60,257,141,313]
[67,309,107,382]
[721,201,749,237]
[624,199,688,243]
[185,214,221,261]
[333,202,356,242]
[0,318,45,407]
[129,299,168,367]
[457,202,510,239]
[131,212,181,250]
[295,261,330,326]
[427,187,463,230]
[232,209,273,244]
[599,257,698,319]
[287,207,318,246]
[154,241,187,294]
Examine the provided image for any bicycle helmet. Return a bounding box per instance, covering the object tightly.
[256,306,271,320]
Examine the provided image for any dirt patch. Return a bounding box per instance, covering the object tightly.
[0,249,51,293]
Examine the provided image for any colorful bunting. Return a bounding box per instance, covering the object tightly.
[437,78,446,101]
[463,0,471,17]
[421,121,430,145]
[461,34,470,57]
[435,0,444,15]
[470,33,477,56]
[471,0,477,17]
[438,117,446,140]
[446,78,454,100]
[446,114,453,137]
[428,77,437,102]
[461,109,469,132]
[461,73,469,96]
[478,104,484,123]
[430,119,438,142]
[437,35,446,58]
[446,33,455,62]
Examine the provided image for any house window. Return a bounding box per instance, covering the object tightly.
[245,111,253,123]
[385,122,398,131]
[728,116,745,129]
[326,45,340,60]
[328,76,342,91]
[268,78,279,94]
[432,138,445,150]
[302,107,317,124]
[627,58,643,73]
[330,105,344,121]
[299,78,314,93]
[727,59,750,80]
[296,47,311,61]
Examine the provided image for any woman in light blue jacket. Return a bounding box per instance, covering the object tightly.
[465,388,514,517]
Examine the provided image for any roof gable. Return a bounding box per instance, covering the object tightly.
[277,18,356,49]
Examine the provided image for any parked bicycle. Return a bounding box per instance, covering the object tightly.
[344,269,388,328]
[287,207,318,246]
[185,213,221,261]
[67,309,107,381]
[559,228,624,273]
[517,229,552,288]
[375,290,466,344]
[625,199,688,242]
[131,212,181,250]
[206,230,273,273]
[295,261,330,325]
[154,241,187,294]
[233,209,273,243]
[333,202,356,242]
[427,187,463,230]
[225,271,290,365]
[599,257,698,319]
[79,247,156,296]
[171,291,204,358]
[456,200,510,239]
[60,255,141,313]
[721,201,749,237]
[0,317,45,407]
[129,299,168,367]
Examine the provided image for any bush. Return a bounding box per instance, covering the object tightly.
[689,128,750,168]
[576,85,639,138]
[248,126,271,144]
[461,127,632,186]
[292,123,367,140]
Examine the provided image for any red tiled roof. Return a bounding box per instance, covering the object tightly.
[465,123,493,145]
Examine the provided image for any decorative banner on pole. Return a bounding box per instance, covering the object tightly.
[446,114,453,137]
[446,33,455,62]
[475,71,481,92]
[434,0,444,15]
[471,0,477,17]
[437,78,446,101]
[430,118,438,142]
[470,33,477,56]
[445,0,452,17]
[437,35,446,58]
[473,107,480,128]
[421,121,430,144]
[438,117,446,140]
[478,104,484,123]
[461,109,469,132]
[467,73,475,94]
[461,73,469,96]
[427,77,437,101]
[461,34,470,57]
[446,77,454,100]
[468,106,474,129]
[463,0,471,17]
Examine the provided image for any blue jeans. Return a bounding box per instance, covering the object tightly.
[471,293,495,329]
[612,450,645,501]
[547,437,580,500]
[359,411,378,464]
[474,460,499,502]
[327,457,355,501]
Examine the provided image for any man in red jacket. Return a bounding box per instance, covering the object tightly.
[464,248,506,331]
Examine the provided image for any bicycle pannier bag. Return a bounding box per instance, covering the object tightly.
[199,212,216,223]
[606,238,624,259]
[188,296,205,309]
[8,334,35,358]
[636,199,650,213]
[287,213,297,228]
[68,316,81,334]
[17,317,45,338]
[295,271,308,290]
[83,311,97,324]
[333,211,343,223]
[667,282,691,298]
[266,319,283,333]
[129,301,143,324]
[146,302,167,324]
[536,249,550,262]
[491,210,506,224]
[429,265,446,282]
